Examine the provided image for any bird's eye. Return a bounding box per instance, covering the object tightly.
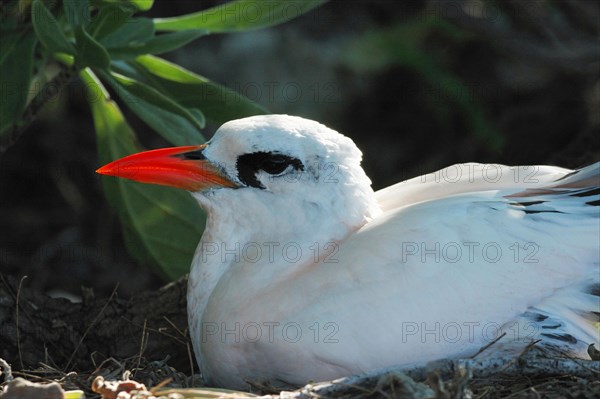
[236,152,304,188]
[260,156,291,175]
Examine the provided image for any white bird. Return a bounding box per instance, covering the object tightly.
[97,115,600,389]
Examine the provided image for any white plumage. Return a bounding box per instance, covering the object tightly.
[99,115,600,389]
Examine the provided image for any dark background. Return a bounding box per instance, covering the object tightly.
[1,0,598,299]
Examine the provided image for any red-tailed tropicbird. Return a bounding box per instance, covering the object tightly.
[97,115,600,389]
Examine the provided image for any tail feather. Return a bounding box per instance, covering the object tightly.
[499,162,600,359]
[487,285,599,359]
[552,162,600,189]
[506,162,599,200]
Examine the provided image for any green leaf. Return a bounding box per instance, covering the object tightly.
[100,17,154,49]
[0,31,19,66]
[0,32,37,136]
[0,2,19,30]
[81,68,205,280]
[140,29,209,53]
[132,55,267,124]
[75,26,111,69]
[154,0,327,32]
[63,0,90,27]
[31,0,76,55]
[87,4,135,39]
[97,69,205,145]
[107,29,208,59]
[90,0,153,12]
[128,0,154,11]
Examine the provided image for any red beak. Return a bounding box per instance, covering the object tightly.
[96,145,238,191]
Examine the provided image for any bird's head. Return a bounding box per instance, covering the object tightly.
[97,115,380,238]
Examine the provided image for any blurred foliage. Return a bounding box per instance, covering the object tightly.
[0,0,326,279]
[343,16,504,151]
[342,0,600,156]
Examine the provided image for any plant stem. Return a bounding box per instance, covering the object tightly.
[0,66,75,154]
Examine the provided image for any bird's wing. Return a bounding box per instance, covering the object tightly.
[375,163,571,212]
[273,163,600,373]
[208,163,599,386]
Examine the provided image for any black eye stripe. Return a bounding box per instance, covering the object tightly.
[236,152,304,188]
